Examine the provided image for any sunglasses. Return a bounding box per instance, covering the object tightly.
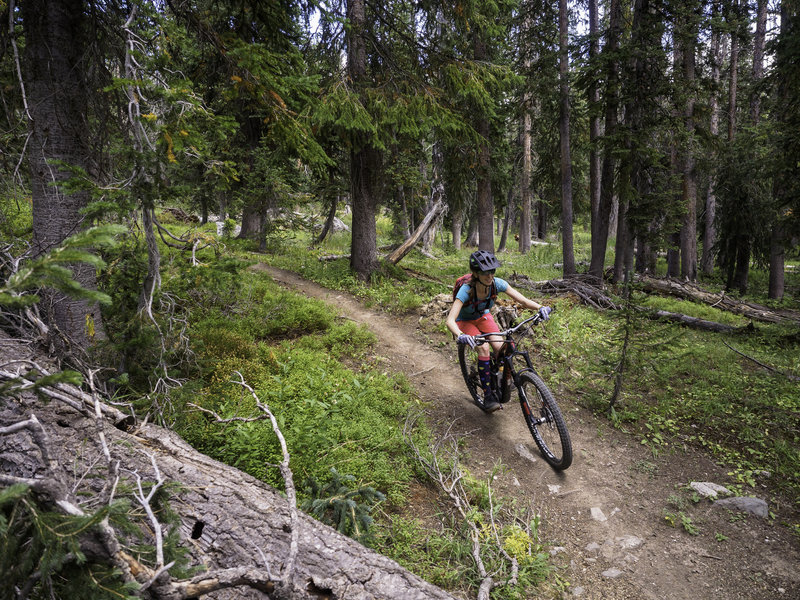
[481,269,496,275]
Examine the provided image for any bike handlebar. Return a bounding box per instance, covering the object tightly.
[472,308,554,345]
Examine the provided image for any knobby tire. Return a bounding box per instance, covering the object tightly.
[518,370,572,470]
[458,342,484,407]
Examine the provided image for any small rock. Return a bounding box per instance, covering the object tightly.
[585,542,602,553]
[548,484,562,494]
[590,507,607,522]
[513,477,521,487]
[690,481,731,499]
[615,535,644,550]
[515,443,538,463]
[549,546,567,556]
[622,553,639,564]
[571,586,585,596]
[601,568,624,579]
[713,496,769,518]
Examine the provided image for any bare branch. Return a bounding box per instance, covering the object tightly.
[723,341,800,382]
[231,371,300,581]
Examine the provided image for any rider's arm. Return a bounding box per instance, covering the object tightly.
[504,285,544,312]
[446,298,465,338]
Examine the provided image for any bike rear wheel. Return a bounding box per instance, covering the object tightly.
[458,343,484,407]
[518,370,572,470]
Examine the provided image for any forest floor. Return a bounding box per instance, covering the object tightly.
[257,264,800,600]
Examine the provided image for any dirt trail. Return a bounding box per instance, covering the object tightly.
[258,265,800,600]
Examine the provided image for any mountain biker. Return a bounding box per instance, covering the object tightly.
[445,249,552,412]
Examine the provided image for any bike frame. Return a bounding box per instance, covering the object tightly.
[474,313,542,394]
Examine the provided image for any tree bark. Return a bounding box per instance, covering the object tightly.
[347,0,381,280]
[451,206,463,250]
[749,0,767,124]
[473,31,494,252]
[22,0,104,351]
[768,222,786,301]
[588,0,601,257]
[701,3,722,276]
[727,0,739,142]
[497,186,514,253]
[519,111,532,254]
[678,7,698,282]
[558,0,576,276]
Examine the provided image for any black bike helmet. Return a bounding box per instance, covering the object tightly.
[469,250,501,272]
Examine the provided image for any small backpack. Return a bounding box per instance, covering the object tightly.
[452,273,497,312]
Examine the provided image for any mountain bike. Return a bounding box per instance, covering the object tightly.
[458,312,573,470]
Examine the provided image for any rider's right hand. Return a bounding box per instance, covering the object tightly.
[457,334,476,348]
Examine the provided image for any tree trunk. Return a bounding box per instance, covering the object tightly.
[536,199,548,240]
[422,146,443,254]
[667,231,681,277]
[465,212,479,247]
[312,194,339,247]
[768,222,786,300]
[497,186,514,253]
[589,0,621,281]
[727,0,739,142]
[238,202,263,239]
[679,9,698,282]
[386,199,446,264]
[749,0,767,124]
[701,4,722,276]
[519,112,532,254]
[558,0,576,276]
[588,0,601,258]
[347,0,380,280]
[473,32,494,252]
[23,0,104,351]
[731,238,750,293]
[451,207,463,250]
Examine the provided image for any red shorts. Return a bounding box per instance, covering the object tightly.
[456,313,500,337]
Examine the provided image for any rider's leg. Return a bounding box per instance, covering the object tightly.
[471,315,502,411]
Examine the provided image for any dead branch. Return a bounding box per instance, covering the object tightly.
[231,372,300,581]
[403,413,524,600]
[723,341,800,382]
[0,358,134,427]
[509,273,621,310]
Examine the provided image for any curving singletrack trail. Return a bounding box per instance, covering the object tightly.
[257,264,800,600]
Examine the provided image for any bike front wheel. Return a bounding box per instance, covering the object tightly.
[517,370,572,470]
[458,342,484,407]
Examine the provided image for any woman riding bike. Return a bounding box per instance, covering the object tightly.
[445,250,552,412]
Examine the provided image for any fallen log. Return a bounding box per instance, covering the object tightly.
[386,200,446,265]
[638,308,738,333]
[636,275,800,325]
[0,334,457,600]
[508,274,750,334]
